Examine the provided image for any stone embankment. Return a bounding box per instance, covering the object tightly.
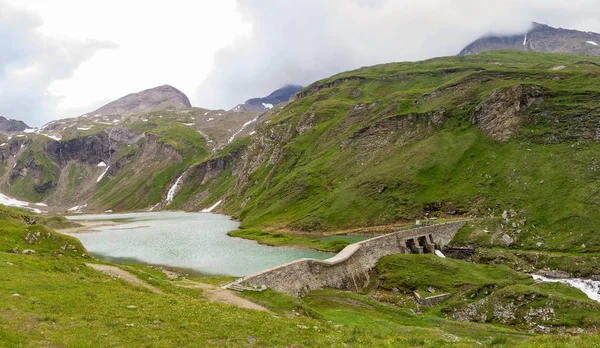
[227,221,465,296]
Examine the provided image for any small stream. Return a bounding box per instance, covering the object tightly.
[532,274,600,302]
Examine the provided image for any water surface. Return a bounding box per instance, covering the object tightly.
[67,212,329,277]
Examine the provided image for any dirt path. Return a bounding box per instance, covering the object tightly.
[174,279,268,312]
[86,263,267,311]
[86,263,162,294]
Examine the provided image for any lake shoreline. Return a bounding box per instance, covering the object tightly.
[61,211,330,277]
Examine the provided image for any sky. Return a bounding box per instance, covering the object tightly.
[2,0,600,126]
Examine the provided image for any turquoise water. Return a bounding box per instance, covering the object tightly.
[66,212,330,277]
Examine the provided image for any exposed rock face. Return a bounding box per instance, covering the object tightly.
[460,22,600,56]
[0,116,29,133]
[471,85,544,141]
[89,85,191,117]
[230,85,303,112]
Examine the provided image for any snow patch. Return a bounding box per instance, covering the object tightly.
[0,193,30,208]
[262,103,273,109]
[68,204,87,212]
[0,193,46,213]
[207,118,214,122]
[587,41,598,46]
[97,166,110,183]
[148,203,160,212]
[97,161,107,167]
[0,143,6,146]
[77,127,91,131]
[552,65,566,71]
[523,34,527,46]
[23,128,36,133]
[228,116,258,144]
[183,123,194,126]
[43,134,61,141]
[201,200,222,213]
[249,131,256,135]
[204,112,209,116]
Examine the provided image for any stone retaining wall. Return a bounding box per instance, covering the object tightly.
[236,221,466,296]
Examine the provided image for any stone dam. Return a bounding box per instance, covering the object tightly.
[227,221,466,296]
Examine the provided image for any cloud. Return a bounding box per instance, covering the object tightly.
[0,3,115,126]
[195,0,600,109]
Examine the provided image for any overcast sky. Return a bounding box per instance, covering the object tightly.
[2,0,600,126]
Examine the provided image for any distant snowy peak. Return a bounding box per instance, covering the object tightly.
[229,84,303,113]
[460,22,600,56]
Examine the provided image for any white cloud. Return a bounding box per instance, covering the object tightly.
[195,0,600,109]
[3,0,600,125]
[0,2,115,126]
[3,0,249,123]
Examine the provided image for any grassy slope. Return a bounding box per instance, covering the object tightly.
[0,204,376,346]
[3,205,600,346]
[376,255,600,331]
[92,119,209,210]
[207,51,600,254]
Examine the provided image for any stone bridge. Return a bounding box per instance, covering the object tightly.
[226,221,466,296]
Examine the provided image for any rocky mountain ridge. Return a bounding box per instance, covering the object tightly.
[460,22,600,56]
[230,84,303,112]
[88,85,192,117]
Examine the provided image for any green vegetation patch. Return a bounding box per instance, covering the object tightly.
[228,229,349,252]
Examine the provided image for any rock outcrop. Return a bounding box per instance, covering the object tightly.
[471,85,544,141]
[0,116,29,133]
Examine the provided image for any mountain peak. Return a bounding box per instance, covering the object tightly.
[459,23,600,56]
[88,85,192,117]
[230,84,304,113]
[0,116,30,133]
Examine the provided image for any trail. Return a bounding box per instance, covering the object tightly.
[173,279,269,312]
[86,263,268,311]
[86,263,162,294]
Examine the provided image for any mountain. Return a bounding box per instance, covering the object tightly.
[167,50,600,256]
[4,51,600,257]
[0,116,30,133]
[230,84,303,112]
[460,22,600,56]
[88,85,192,117]
[0,86,261,212]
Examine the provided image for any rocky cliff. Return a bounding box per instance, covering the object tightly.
[460,23,600,56]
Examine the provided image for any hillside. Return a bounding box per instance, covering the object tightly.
[3,51,600,256]
[2,204,599,346]
[0,88,261,213]
[460,23,600,56]
[169,50,600,255]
